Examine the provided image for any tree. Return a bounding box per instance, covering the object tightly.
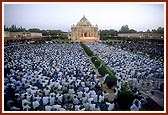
[4,25,9,31]
[104,75,117,89]
[5,25,26,32]
[28,28,40,33]
[98,65,107,77]
[117,90,134,110]
[129,29,137,33]
[119,25,129,33]
[157,27,164,33]
[80,42,93,57]
[119,25,138,33]
[99,29,118,40]
[151,29,157,33]
[146,29,150,33]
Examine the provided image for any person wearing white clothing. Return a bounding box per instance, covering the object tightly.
[43,96,49,105]
[58,94,63,103]
[89,90,96,95]
[22,103,31,111]
[91,94,98,103]
[73,96,80,105]
[85,91,90,98]
[32,99,40,110]
[10,106,20,111]
[75,105,80,111]
[89,101,96,111]
[106,101,115,111]
[22,98,31,108]
[103,91,109,101]
[84,87,89,93]
[77,91,83,99]
[50,94,55,105]
[69,88,75,94]
[83,102,90,110]
[44,87,50,96]
[52,104,61,111]
[81,94,87,103]
[59,107,66,111]
[88,97,94,104]
[130,100,141,111]
[45,105,52,111]
[99,94,104,102]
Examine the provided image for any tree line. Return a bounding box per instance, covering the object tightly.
[4,24,164,37]
[99,25,164,37]
[4,25,64,36]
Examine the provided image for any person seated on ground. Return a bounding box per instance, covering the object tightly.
[130,100,141,111]
[43,95,49,106]
[22,96,31,109]
[22,103,31,111]
[89,101,96,111]
[99,93,104,103]
[10,102,21,111]
[140,97,147,106]
[103,91,109,102]
[32,98,40,111]
[45,103,52,111]
[106,101,115,111]
[73,95,80,105]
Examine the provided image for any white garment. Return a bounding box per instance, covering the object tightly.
[73,98,80,105]
[23,105,31,111]
[99,95,104,102]
[88,98,94,104]
[130,104,141,111]
[106,102,115,111]
[43,96,49,105]
[44,89,50,96]
[52,105,61,111]
[89,104,96,111]
[50,96,55,105]
[91,94,98,103]
[22,99,31,107]
[32,101,40,109]
[45,105,52,111]
[77,91,83,98]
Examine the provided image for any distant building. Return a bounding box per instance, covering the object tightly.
[61,32,68,39]
[118,33,164,39]
[4,31,10,37]
[10,32,31,38]
[68,15,100,42]
[4,31,42,38]
[30,33,42,37]
[4,31,43,44]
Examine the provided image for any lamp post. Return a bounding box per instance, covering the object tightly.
[56,33,59,39]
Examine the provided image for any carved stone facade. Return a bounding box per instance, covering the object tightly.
[68,15,100,42]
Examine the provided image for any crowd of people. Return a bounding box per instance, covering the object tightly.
[86,42,164,90]
[86,42,164,110]
[106,40,164,61]
[4,43,115,111]
[4,41,163,111]
[87,42,164,79]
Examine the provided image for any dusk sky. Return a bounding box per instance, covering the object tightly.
[4,2,165,32]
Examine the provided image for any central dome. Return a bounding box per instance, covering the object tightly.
[76,15,92,27]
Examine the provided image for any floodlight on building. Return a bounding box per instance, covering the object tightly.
[161,36,163,39]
